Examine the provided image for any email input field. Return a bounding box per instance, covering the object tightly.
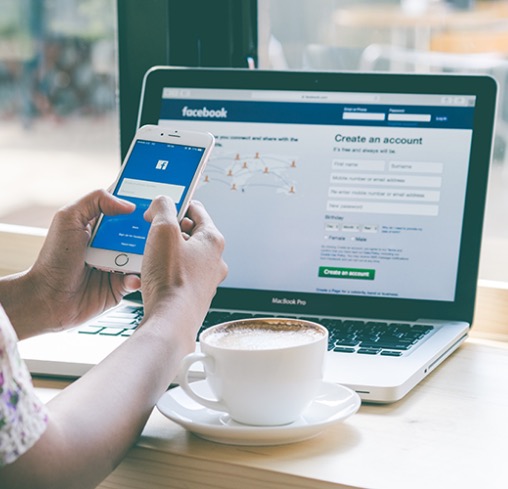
[330,173,442,188]
[118,178,185,203]
[342,112,385,121]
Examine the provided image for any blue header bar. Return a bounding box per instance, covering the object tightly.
[160,99,475,129]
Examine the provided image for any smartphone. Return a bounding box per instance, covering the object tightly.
[85,124,215,274]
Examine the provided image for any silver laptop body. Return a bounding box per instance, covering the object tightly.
[19,68,496,403]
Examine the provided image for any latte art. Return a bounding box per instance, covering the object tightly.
[181,317,328,425]
[204,320,325,350]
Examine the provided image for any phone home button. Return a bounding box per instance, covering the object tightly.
[114,253,129,267]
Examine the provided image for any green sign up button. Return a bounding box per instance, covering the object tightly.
[319,266,376,280]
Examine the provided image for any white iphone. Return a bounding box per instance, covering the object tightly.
[85,124,215,274]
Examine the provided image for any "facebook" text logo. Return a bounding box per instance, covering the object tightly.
[181,106,228,118]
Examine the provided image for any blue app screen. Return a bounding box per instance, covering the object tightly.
[91,139,205,255]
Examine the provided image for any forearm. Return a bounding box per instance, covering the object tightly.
[0,270,47,339]
[0,308,196,489]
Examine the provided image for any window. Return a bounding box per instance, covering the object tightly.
[0,0,119,228]
[2,0,508,283]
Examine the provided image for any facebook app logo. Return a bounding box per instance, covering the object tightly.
[156,159,169,170]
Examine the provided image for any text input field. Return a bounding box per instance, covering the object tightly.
[118,178,185,203]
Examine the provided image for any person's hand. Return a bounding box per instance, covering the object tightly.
[25,189,142,334]
[140,197,228,346]
[0,197,227,489]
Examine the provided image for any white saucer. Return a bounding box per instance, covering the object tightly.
[156,380,361,446]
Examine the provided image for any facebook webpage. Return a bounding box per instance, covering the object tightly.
[158,88,474,301]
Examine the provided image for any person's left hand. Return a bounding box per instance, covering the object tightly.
[26,189,141,333]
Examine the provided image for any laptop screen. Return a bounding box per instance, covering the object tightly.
[138,68,496,322]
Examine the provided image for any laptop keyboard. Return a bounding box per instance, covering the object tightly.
[317,318,433,356]
[77,304,144,338]
[77,306,434,356]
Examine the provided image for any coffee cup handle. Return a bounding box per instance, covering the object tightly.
[178,352,228,412]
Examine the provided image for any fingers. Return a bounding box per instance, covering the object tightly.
[186,201,225,252]
[143,198,213,235]
[140,197,228,322]
[117,273,142,294]
[144,195,178,224]
[180,216,194,235]
[59,189,135,227]
[143,197,225,255]
[143,196,183,253]
[144,197,224,255]
[185,201,216,234]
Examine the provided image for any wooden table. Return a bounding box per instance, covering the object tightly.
[33,288,508,489]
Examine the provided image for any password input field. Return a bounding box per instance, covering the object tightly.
[327,200,438,216]
[387,114,431,122]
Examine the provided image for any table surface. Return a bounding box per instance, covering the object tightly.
[34,303,508,489]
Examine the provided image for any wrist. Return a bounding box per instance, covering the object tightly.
[0,267,63,339]
[140,289,206,351]
[0,270,46,339]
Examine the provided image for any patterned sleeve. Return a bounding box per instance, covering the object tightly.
[0,304,48,467]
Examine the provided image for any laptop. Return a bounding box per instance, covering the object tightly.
[19,67,497,403]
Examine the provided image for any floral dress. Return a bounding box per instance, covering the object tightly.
[0,305,48,467]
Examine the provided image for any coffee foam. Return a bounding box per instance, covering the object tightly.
[204,320,325,350]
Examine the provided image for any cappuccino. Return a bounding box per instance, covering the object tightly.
[203,320,325,350]
[179,318,328,425]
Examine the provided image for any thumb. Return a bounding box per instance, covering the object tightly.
[67,189,136,227]
[121,274,141,293]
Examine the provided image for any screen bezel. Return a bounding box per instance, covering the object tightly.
[138,67,497,324]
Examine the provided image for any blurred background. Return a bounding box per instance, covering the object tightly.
[1,0,508,280]
[0,0,118,224]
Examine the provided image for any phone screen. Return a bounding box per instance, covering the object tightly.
[91,139,205,255]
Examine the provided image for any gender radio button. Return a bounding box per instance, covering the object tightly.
[114,253,129,267]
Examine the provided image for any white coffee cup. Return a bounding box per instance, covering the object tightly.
[178,318,328,426]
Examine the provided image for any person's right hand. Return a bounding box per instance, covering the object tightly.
[140,197,228,346]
